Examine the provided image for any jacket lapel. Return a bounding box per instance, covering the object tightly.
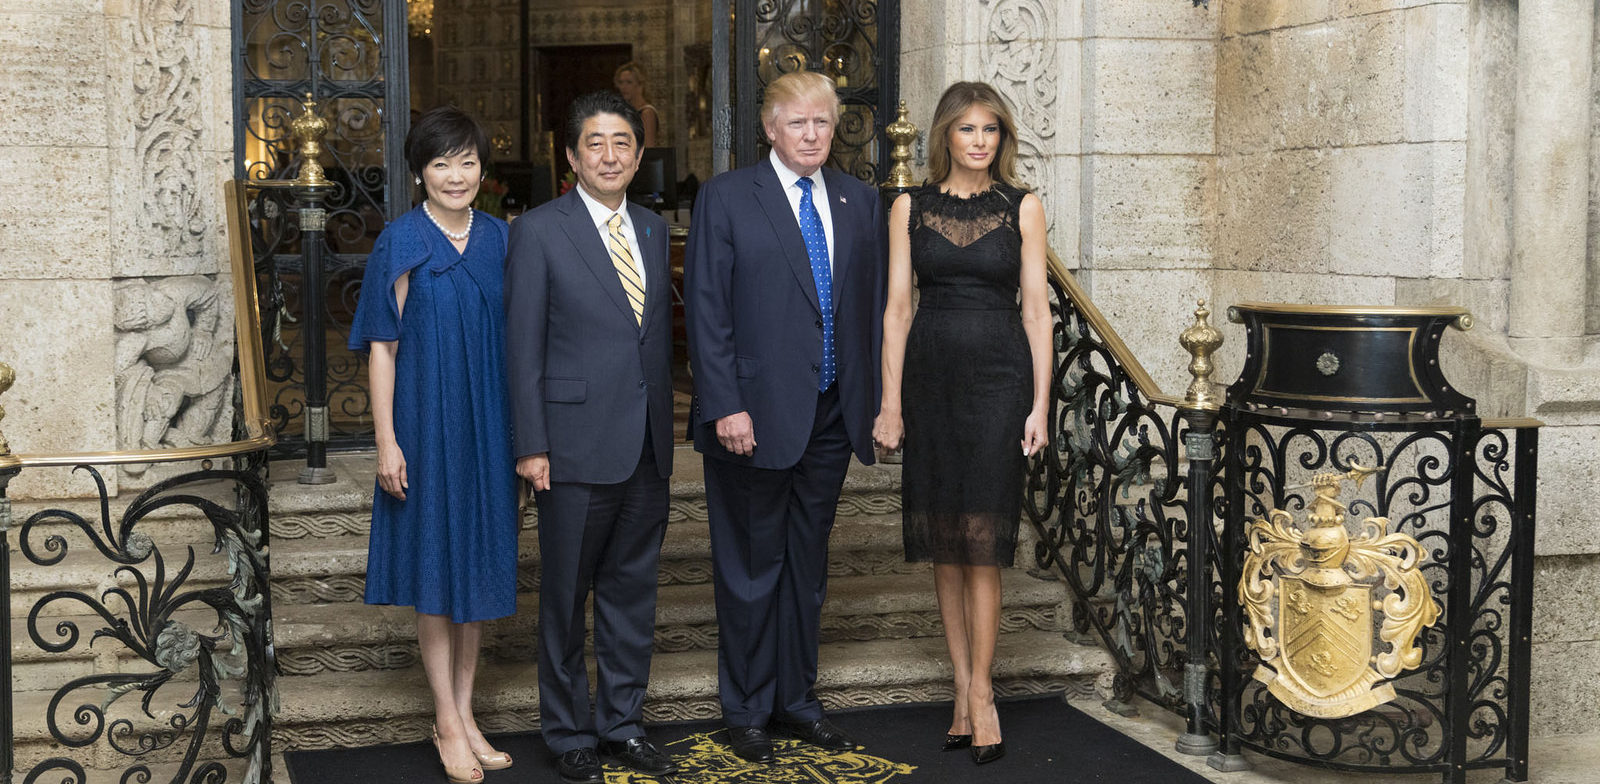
[754,160,823,316]
[627,202,666,336]
[820,167,853,316]
[558,188,637,327]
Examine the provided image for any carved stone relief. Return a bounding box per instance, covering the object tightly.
[131,0,207,262]
[979,0,1058,208]
[113,275,235,472]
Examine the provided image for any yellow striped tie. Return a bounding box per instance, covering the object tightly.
[607,213,644,325]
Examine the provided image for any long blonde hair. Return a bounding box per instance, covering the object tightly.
[925,81,1025,188]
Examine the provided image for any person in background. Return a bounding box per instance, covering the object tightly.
[872,81,1053,766]
[348,105,517,784]
[504,91,677,784]
[614,61,660,147]
[683,70,887,764]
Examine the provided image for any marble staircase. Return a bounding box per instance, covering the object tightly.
[5,448,1113,771]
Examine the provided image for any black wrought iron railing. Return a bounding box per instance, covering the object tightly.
[0,180,279,784]
[1024,260,1540,784]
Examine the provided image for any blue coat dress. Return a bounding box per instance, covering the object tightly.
[348,206,518,623]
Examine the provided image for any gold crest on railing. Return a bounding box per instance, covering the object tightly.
[1240,463,1441,718]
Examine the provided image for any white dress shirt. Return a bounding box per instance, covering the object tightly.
[575,184,646,288]
[769,149,835,274]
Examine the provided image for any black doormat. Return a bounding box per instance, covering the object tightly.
[284,693,1212,784]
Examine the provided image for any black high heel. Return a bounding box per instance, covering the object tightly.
[942,733,972,751]
[970,741,1006,765]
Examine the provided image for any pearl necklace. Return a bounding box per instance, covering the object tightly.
[423,201,472,242]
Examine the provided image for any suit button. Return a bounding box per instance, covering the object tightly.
[815,319,823,328]
[638,380,646,388]
[811,364,820,373]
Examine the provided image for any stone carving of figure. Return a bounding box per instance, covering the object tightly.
[114,276,234,472]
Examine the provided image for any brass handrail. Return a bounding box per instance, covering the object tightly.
[0,179,276,469]
[1044,248,1181,407]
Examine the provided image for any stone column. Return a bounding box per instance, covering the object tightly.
[1509,0,1593,365]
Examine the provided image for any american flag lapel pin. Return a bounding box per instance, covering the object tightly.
[840,195,847,204]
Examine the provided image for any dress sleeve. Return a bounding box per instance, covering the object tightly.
[346,223,429,352]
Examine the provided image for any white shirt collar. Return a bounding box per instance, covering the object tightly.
[574,183,632,232]
[769,149,825,194]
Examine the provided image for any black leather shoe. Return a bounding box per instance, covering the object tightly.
[599,736,678,776]
[726,726,775,763]
[555,747,603,783]
[971,741,1006,765]
[775,717,857,751]
[942,733,972,751]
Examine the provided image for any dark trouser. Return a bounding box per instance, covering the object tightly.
[535,433,668,753]
[703,386,852,728]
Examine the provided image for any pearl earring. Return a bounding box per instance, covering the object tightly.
[414,177,421,185]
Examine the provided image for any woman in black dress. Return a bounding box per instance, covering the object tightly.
[873,82,1052,765]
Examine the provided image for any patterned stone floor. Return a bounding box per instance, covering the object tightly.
[1076,696,1597,784]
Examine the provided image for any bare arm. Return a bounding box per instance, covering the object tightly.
[371,274,410,499]
[872,193,913,451]
[641,106,660,147]
[1018,193,1051,457]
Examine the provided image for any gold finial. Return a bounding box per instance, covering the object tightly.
[0,359,15,457]
[1179,299,1223,411]
[881,100,918,190]
[291,93,332,189]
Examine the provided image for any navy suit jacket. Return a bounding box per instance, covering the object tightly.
[505,187,674,483]
[684,159,887,469]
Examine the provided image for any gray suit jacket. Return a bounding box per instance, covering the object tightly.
[505,188,674,483]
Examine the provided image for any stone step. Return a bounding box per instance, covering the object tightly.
[9,629,1109,768]
[7,512,917,614]
[11,569,1070,685]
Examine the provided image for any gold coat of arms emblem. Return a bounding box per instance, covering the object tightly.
[1240,464,1441,719]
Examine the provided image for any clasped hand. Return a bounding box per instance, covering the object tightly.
[872,409,903,452]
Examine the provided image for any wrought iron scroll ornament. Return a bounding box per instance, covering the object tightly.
[1239,463,1440,719]
[16,464,277,784]
[1025,268,1192,714]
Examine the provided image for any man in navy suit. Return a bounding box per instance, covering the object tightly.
[505,92,677,784]
[684,70,887,763]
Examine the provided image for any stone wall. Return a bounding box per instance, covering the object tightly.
[0,0,235,499]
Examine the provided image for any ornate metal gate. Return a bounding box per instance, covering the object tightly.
[232,0,411,458]
[727,0,900,180]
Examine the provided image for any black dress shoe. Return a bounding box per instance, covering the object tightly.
[599,736,678,776]
[555,747,603,784]
[971,741,1006,765]
[726,726,775,763]
[774,717,857,751]
[942,733,972,751]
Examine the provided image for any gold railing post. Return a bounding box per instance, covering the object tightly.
[880,100,918,193]
[290,94,336,484]
[1,359,19,784]
[1175,299,1225,758]
[0,359,16,466]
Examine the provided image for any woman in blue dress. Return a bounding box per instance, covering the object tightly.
[348,106,517,784]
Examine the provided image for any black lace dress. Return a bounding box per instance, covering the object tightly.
[901,183,1033,567]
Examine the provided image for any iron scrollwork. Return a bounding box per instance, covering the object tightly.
[1024,276,1196,716]
[735,0,900,184]
[233,0,411,457]
[15,462,276,784]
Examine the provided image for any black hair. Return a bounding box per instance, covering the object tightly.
[564,91,645,153]
[404,106,491,178]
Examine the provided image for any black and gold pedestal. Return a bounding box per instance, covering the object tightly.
[1209,303,1539,784]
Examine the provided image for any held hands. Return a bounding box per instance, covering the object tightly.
[517,454,552,492]
[716,411,756,456]
[377,441,408,500]
[1021,408,1049,458]
[872,409,904,452]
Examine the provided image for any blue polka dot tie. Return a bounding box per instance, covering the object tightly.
[797,176,834,392]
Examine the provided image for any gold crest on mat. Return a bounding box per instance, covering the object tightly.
[1239,464,1441,719]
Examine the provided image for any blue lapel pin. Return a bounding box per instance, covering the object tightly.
[645,226,651,238]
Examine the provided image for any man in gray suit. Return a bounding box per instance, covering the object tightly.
[504,91,676,784]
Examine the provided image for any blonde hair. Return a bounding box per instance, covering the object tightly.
[925,81,1025,188]
[760,70,840,126]
[614,61,652,102]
